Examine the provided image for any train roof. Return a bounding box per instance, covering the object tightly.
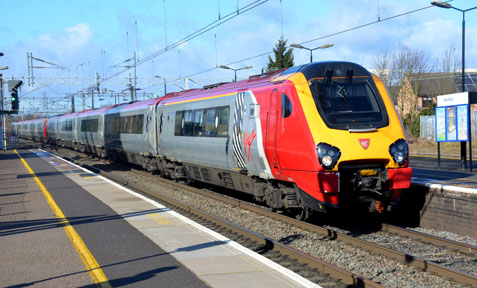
[76,104,124,117]
[15,118,46,124]
[46,114,62,121]
[159,69,285,106]
[58,111,81,120]
[105,98,162,114]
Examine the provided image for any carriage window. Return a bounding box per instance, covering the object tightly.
[48,121,56,132]
[105,114,144,135]
[61,120,73,131]
[281,93,292,118]
[81,119,99,132]
[183,110,193,136]
[174,106,229,137]
[132,114,143,133]
[249,104,260,118]
[174,111,183,135]
[192,109,204,136]
[204,109,217,137]
[217,107,229,137]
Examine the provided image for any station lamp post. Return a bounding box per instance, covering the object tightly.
[431,0,477,170]
[0,53,7,150]
[219,65,253,82]
[290,43,334,63]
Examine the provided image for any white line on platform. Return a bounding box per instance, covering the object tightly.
[412,177,477,195]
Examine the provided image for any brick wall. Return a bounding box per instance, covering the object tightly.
[398,184,477,239]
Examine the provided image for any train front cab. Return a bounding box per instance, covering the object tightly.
[277,62,412,214]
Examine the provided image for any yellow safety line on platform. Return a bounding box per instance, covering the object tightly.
[14,149,111,288]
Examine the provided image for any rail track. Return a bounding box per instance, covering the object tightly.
[126,166,477,286]
[25,143,477,287]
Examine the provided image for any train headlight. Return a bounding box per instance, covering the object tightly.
[317,143,341,170]
[389,139,408,166]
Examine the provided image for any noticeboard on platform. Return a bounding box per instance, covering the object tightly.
[435,92,469,142]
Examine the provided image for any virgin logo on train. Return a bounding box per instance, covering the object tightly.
[359,138,370,150]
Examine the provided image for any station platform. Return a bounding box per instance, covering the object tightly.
[0,149,317,288]
[403,155,477,239]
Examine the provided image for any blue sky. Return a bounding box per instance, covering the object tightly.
[1,0,476,113]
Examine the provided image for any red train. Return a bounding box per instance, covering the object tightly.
[13,61,412,219]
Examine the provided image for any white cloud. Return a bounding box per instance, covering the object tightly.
[6,0,477,115]
[35,23,94,63]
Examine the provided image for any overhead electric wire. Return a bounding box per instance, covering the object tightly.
[98,0,268,85]
[73,0,161,70]
[138,0,268,66]
[184,2,440,80]
[21,84,51,98]
[30,1,449,110]
[300,5,435,45]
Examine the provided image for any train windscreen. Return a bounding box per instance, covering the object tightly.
[300,62,389,130]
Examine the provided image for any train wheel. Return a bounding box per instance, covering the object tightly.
[295,207,310,221]
[186,176,195,185]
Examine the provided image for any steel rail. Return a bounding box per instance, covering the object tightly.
[380,224,476,256]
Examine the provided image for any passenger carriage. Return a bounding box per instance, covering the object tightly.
[57,112,79,148]
[76,106,117,158]
[103,99,158,169]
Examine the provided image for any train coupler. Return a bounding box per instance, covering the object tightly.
[369,199,386,213]
[375,200,385,213]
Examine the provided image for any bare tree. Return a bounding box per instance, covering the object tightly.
[372,45,467,136]
[371,48,392,88]
[431,46,460,96]
[372,44,429,135]
[394,44,428,131]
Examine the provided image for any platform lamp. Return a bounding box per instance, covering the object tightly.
[154,76,167,96]
[290,43,334,63]
[219,65,253,82]
[431,0,477,170]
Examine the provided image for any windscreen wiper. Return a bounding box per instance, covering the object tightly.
[336,68,354,112]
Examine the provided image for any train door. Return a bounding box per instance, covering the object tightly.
[145,106,156,155]
[43,119,48,141]
[266,88,281,173]
[156,104,165,156]
[73,118,78,145]
[99,115,104,147]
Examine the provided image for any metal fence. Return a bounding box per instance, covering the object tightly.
[420,111,477,140]
[0,129,18,150]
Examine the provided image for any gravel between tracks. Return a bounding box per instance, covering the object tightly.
[408,227,477,247]
[353,231,476,276]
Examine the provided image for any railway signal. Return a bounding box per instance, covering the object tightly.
[7,80,23,111]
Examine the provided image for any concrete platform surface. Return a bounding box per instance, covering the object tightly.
[0,149,319,288]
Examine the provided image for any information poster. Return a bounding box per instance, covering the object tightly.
[446,106,456,141]
[436,93,469,143]
[457,105,469,141]
[436,107,446,141]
